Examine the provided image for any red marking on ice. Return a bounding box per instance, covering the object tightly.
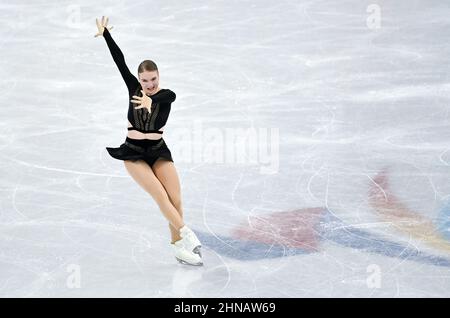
[231,207,325,251]
[368,168,426,220]
[367,168,450,252]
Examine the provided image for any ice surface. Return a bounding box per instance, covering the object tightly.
[0,0,449,297]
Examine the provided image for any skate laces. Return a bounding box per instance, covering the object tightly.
[181,227,201,246]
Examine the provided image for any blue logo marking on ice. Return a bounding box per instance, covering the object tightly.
[195,208,450,267]
[436,199,450,241]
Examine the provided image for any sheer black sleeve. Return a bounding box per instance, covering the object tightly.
[103,28,139,93]
[151,90,176,103]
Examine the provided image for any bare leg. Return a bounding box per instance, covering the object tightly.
[124,160,184,230]
[152,159,183,243]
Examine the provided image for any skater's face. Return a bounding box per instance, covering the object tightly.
[139,70,160,96]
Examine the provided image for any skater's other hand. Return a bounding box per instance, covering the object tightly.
[131,90,152,112]
[94,16,113,37]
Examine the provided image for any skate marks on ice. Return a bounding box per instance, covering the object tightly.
[170,250,233,297]
[196,169,450,267]
[368,168,450,253]
[437,201,450,241]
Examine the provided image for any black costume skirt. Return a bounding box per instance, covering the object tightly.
[106,137,173,167]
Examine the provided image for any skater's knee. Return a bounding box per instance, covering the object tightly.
[152,190,170,207]
[170,196,182,212]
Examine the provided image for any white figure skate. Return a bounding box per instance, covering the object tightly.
[179,226,202,257]
[171,240,203,266]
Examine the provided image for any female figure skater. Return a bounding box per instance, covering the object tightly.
[95,16,202,266]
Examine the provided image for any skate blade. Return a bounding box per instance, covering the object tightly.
[175,257,203,267]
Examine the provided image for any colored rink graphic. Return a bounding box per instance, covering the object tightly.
[368,169,450,253]
[437,199,450,241]
[197,170,450,267]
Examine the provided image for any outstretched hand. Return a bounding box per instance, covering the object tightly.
[131,90,152,112]
[94,16,113,37]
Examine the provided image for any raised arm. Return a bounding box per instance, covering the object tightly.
[95,17,138,93]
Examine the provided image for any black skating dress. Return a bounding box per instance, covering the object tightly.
[103,28,176,167]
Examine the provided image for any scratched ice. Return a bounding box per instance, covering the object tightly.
[0,0,449,297]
